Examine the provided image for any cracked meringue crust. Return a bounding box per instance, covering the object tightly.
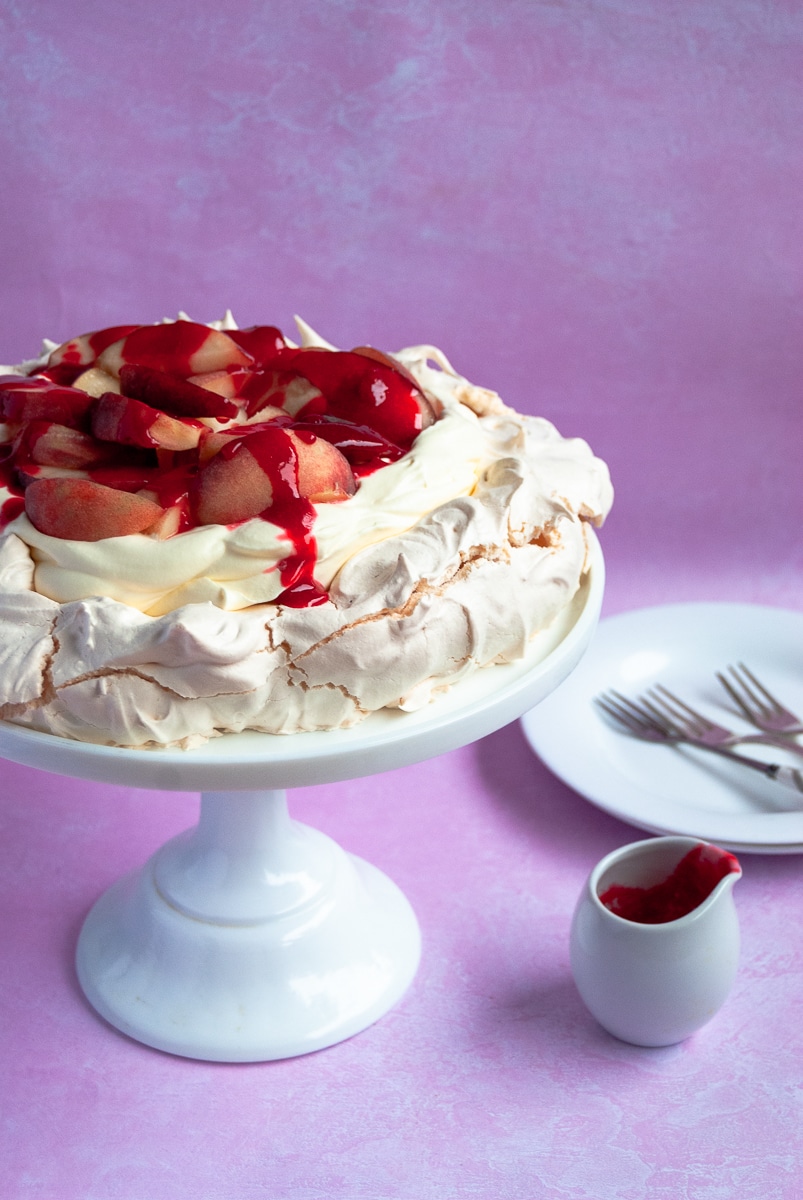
[0,325,612,747]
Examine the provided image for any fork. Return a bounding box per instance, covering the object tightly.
[646,683,803,760]
[717,663,803,737]
[596,691,803,794]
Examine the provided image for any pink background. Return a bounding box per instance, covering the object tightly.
[1,1,802,1197]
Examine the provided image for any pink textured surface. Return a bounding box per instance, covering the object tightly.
[0,1,801,1197]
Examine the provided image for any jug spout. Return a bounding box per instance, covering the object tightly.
[706,850,742,905]
[598,840,740,924]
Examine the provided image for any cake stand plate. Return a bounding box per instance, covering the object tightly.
[0,536,603,1062]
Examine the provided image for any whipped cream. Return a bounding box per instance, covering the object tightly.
[0,319,613,746]
[7,402,485,615]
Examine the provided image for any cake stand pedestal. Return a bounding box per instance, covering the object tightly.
[76,787,420,1061]
[0,535,603,1061]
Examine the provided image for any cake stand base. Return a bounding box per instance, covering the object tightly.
[75,789,421,1061]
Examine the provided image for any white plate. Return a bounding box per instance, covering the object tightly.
[520,603,803,853]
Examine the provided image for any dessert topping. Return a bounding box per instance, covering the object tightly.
[0,319,440,607]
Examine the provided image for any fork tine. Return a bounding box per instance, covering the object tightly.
[652,684,714,727]
[638,692,675,722]
[734,663,785,713]
[715,670,756,720]
[607,690,672,733]
[646,686,710,735]
[595,695,643,734]
[595,692,666,736]
[595,693,644,731]
[717,664,803,735]
[639,692,687,732]
[717,665,772,718]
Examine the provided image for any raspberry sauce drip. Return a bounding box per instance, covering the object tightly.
[0,451,23,525]
[0,495,25,525]
[599,844,741,924]
[216,426,326,608]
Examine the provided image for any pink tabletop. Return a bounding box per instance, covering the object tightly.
[1,2,802,1197]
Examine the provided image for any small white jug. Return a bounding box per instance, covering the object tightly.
[570,836,741,1047]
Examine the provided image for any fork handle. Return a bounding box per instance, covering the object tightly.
[689,742,803,793]
[771,765,803,794]
[736,733,803,759]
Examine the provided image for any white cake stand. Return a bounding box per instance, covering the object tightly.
[0,535,603,1062]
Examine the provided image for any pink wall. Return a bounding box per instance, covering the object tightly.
[3,1,800,613]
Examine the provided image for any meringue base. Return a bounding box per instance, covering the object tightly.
[0,537,603,790]
[0,453,599,749]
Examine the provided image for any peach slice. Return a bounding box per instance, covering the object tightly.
[194,442,275,526]
[243,405,285,424]
[289,417,404,467]
[197,410,287,464]
[288,349,435,446]
[46,325,139,369]
[0,376,55,390]
[0,383,96,428]
[92,394,202,452]
[15,464,91,486]
[118,364,239,420]
[286,431,356,502]
[241,370,325,418]
[21,421,112,469]
[97,323,254,379]
[351,345,425,392]
[194,426,356,526]
[187,368,252,399]
[25,478,164,541]
[72,367,121,398]
[151,507,182,540]
[197,428,241,465]
[140,500,186,540]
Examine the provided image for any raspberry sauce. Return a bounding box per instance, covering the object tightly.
[289,348,428,449]
[212,425,325,608]
[226,325,287,365]
[54,325,140,366]
[599,844,741,924]
[39,325,140,385]
[115,323,232,374]
[119,365,238,420]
